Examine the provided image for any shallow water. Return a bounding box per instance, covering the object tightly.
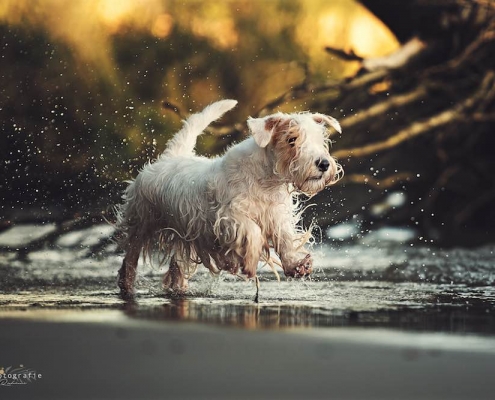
[1,230,494,335]
[3,229,495,399]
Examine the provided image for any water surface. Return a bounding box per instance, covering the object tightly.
[1,231,494,335]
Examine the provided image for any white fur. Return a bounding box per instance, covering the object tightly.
[117,100,342,298]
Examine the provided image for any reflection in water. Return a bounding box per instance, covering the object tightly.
[122,298,495,335]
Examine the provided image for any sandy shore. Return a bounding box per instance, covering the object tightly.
[1,310,495,400]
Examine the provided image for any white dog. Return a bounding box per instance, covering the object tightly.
[117,100,342,299]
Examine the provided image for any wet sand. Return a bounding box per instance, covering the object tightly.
[1,309,495,400]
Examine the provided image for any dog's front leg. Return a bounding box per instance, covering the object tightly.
[271,214,312,278]
[163,255,189,293]
[217,214,264,278]
[276,237,313,278]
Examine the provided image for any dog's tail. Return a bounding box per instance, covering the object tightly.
[162,99,238,157]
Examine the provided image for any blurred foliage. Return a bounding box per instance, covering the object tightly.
[0,0,397,217]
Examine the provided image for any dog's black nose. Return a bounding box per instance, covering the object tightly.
[316,158,330,172]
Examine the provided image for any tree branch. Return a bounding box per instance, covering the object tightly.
[334,71,495,159]
[1,214,106,259]
[162,101,188,119]
[340,86,428,130]
[340,172,413,189]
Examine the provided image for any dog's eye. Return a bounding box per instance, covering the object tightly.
[287,137,296,147]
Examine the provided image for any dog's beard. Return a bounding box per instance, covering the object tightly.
[296,173,329,195]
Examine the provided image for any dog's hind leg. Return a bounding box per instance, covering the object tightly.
[118,234,142,300]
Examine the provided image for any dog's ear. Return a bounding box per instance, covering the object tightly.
[312,113,342,134]
[248,116,284,148]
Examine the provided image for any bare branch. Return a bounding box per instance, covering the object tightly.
[324,47,363,61]
[340,86,428,130]
[340,172,414,189]
[2,214,106,258]
[424,19,495,76]
[334,71,495,159]
[455,189,495,225]
[162,101,188,119]
[255,63,311,116]
[326,38,426,73]
[362,37,426,72]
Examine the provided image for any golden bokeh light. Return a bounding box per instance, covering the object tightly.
[297,0,399,78]
[97,0,137,30]
[152,13,174,38]
[0,0,399,95]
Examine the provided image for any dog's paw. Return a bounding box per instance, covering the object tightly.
[284,254,313,278]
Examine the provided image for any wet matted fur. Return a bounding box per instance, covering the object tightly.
[116,100,342,298]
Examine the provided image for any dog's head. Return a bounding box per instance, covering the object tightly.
[247,112,343,195]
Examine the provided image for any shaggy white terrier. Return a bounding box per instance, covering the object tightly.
[117,100,342,299]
